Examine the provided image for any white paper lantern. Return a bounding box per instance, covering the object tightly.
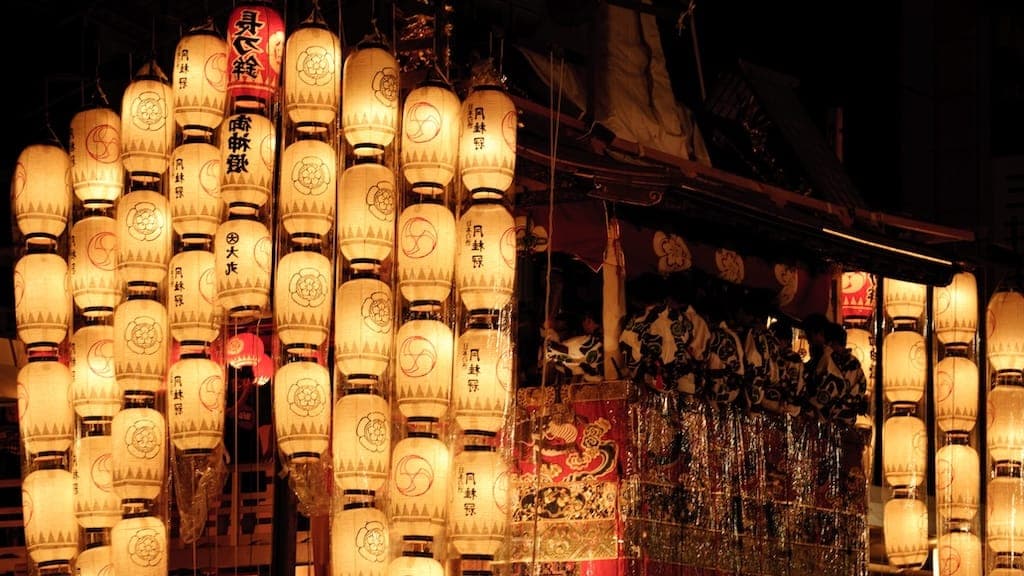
[76,544,112,576]
[170,141,223,242]
[884,278,927,323]
[398,202,456,309]
[459,74,517,200]
[279,138,337,244]
[220,112,276,213]
[69,104,124,209]
[12,142,71,245]
[121,60,174,183]
[454,324,513,434]
[449,441,509,557]
[71,325,119,421]
[14,252,70,349]
[934,271,978,347]
[168,355,226,453]
[936,531,982,576]
[883,496,929,569]
[395,318,454,420]
[215,216,273,320]
[332,389,390,493]
[275,250,332,351]
[342,39,399,156]
[168,248,221,346]
[111,514,167,576]
[846,327,874,396]
[388,430,450,541]
[882,330,926,405]
[114,298,169,394]
[989,475,1024,556]
[70,215,121,317]
[173,25,228,137]
[111,406,167,503]
[934,355,978,433]
[988,384,1024,466]
[386,543,444,576]
[455,201,516,314]
[330,502,389,576]
[73,433,120,529]
[935,441,980,522]
[284,17,341,131]
[22,467,79,567]
[401,78,461,194]
[334,276,393,384]
[988,289,1024,377]
[17,359,74,456]
[274,360,331,462]
[338,162,396,269]
[882,414,927,489]
[117,189,172,289]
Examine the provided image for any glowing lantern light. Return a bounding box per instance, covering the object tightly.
[330,501,389,576]
[220,112,276,213]
[449,436,509,557]
[882,330,926,404]
[17,358,74,456]
[14,252,70,349]
[170,141,223,242]
[73,433,120,529]
[279,138,336,244]
[883,496,929,569]
[342,35,399,157]
[936,531,982,576]
[275,250,332,352]
[883,277,927,324]
[840,271,875,323]
[76,545,112,576]
[226,331,264,369]
[114,297,169,394]
[11,141,71,246]
[338,162,396,269]
[167,354,226,454]
[111,514,167,576]
[334,275,393,385]
[846,327,874,396]
[284,12,341,132]
[69,103,123,209]
[987,289,1024,378]
[988,384,1024,466]
[933,271,979,347]
[459,63,517,200]
[173,23,228,137]
[934,355,978,433]
[388,425,450,541]
[988,475,1024,556]
[120,60,174,183]
[395,317,454,420]
[935,439,980,522]
[882,413,927,489]
[70,215,121,317]
[398,202,456,310]
[454,323,513,434]
[386,537,444,576]
[117,189,172,290]
[71,325,119,421]
[273,360,330,463]
[168,248,221,346]
[215,215,273,320]
[111,405,167,503]
[226,1,285,111]
[22,467,79,568]
[455,201,516,314]
[332,389,391,493]
[401,76,461,194]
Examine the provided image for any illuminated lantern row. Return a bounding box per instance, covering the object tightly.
[342,34,399,157]
[388,420,451,543]
[458,63,517,201]
[284,10,341,134]
[221,111,276,214]
[402,74,461,195]
[338,162,395,271]
[69,103,124,209]
[120,60,174,185]
[12,141,72,247]
[173,22,228,139]
[274,360,331,463]
[279,137,336,245]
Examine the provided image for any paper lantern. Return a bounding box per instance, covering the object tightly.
[840,271,875,323]
[17,359,74,455]
[226,1,285,111]
[342,38,399,156]
[284,15,341,131]
[279,138,337,244]
[330,502,389,576]
[846,327,874,396]
[882,413,927,489]
[70,215,121,317]
[989,475,1024,556]
[395,317,454,420]
[338,162,396,269]
[215,215,273,319]
[111,406,167,503]
[22,467,79,567]
[168,248,221,346]
[386,540,444,576]
[988,384,1024,466]
[73,433,120,529]
[934,355,978,433]
[168,354,226,453]
[226,331,264,369]
[459,70,517,200]
[76,545,112,576]
[935,441,980,522]
[114,297,169,394]
[936,531,982,576]
[388,430,450,541]
[173,24,228,137]
[71,325,119,420]
[273,360,331,462]
[14,252,70,348]
[454,324,513,434]
[332,389,390,493]
[69,103,123,208]
[116,189,172,289]
[455,201,516,314]
[401,77,461,194]
[883,496,929,569]
[449,440,510,557]
[120,60,174,183]
[275,250,332,351]
[220,112,276,213]
[934,271,979,347]
[987,289,1024,377]
[12,141,71,246]
[398,202,456,309]
[170,140,223,242]
[334,275,393,384]
[883,278,926,324]
[882,330,926,405]
[111,514,167,576]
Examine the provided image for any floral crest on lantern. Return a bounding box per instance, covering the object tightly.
[288,267,328,308]
[654,231,691,273]
[361,291,392,333]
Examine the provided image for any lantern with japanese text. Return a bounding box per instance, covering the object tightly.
[167,353,226,454]
[17,358,74,456]
[453,322,513,434]
[220,112,276,214]
[168,247,221,347]
[884,278,927,325]
[120,60,174,184]
[275,249,332,352]
[215,215,273,320]
[273,360,331,463]
[330,501,389,576]
[332,388,390,494]
[840,271,875,324]
[334,274,393,385]
[14,251,70,349]
[114,297,169,394]
[71,324,119,421]
[987,288,1024,379]
[934,355,978,433]
[398,201,456,310]
[70,215,121,317]
[12,141,71,246]
[455,201,516,315]
[284,13,341,132]
[117,189,172,290]
[73,432,120,529]
[459,62,517,200]
[22,466,79,568]
[111,405,167,503]
[933,271,979,348]
[111,514,167,576]
[170,140,223,242]
[402,76,461,194]
[279,137,336,244]
[173,23,228,137]
[395,316,454,420]
[449,436,509,557]
[883,496,929,569]
[338,162,395,269]
[69,103,123,209]
[226,1,285,111]
[388,424,451,541]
